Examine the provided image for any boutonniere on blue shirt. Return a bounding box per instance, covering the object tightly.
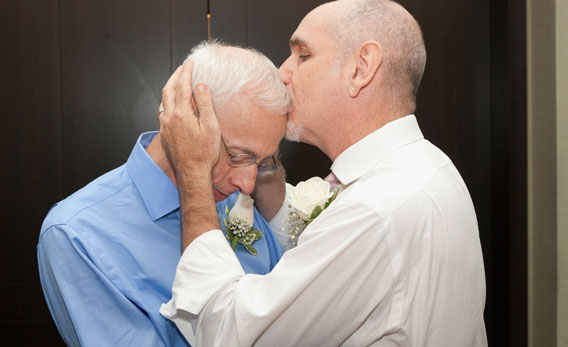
[287,177,338,246]
[223,193,263,256]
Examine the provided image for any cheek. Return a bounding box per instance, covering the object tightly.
[211,162,229,185]
[296,70,326,102]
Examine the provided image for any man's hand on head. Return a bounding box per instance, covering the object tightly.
[159,60,222,250]
[159,60,221,188]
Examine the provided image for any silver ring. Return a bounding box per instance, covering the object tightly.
[158,104,164,113]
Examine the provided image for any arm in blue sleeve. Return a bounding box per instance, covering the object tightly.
[37,224,166,347]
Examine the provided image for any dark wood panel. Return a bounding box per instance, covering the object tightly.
[171,0,207,66]
[1,321,64,347]
[490,0,528,345]
[59,0,171,194]
[172,0,247,67]
[0,283,52,321]
[246,0,328,66]
[0,0,62,283]
[505,0,527,343]
[212,0,247,44]
[0,1,64,344]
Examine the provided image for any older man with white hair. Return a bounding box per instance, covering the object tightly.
[38,41,288,346]
[159,0,488,346]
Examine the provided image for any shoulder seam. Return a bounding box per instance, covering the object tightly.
[49,182,136,227]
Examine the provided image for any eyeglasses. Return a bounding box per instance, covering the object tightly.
[221,136,280,175]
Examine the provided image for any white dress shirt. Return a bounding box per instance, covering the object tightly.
[267,182,296,251]
[160,115,488,346]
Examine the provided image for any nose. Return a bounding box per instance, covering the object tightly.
[229,165,258,196]
[279,57,292,85]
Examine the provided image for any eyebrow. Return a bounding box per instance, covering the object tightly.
[229,143,259,159]
[244,147,259,159]
[289,37,310,50]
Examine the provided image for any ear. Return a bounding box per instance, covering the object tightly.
[348,41,382,97]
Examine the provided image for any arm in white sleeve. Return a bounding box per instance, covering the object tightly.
[161,201,399,347]
[267,182,294,251]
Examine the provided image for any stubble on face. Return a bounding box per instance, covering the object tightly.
[285,119,304,142]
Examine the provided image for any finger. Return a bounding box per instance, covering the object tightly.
[190,95,198,117]
[158,107,167,134]
[175,60,194,119]
[162,65,183,116]
[194,84,220,138]
[194,83,220,149]
[194,83,215,124]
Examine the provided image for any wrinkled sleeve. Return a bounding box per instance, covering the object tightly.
[161,201,398,346]
[267,183,295,251]
[38,225,166,347]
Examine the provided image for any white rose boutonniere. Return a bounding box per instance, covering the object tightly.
[224,193,262,256]
[288,177,338,245]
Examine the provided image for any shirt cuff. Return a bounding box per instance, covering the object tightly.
[268,183,294,251]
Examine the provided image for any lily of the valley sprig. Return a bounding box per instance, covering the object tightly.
[223,194,263,256]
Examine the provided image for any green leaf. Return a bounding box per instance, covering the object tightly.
[310,205,323,220]
[324,189,338,209]
[225,206,230,218]
[244,244,258,256]
[231,235,238,250]
[251,228,263,239]
[245,232,257,245]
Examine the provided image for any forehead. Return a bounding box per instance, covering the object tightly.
[217,97,286,157]
[290,3,339,49]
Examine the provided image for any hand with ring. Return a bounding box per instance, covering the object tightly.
[158,60,221,189]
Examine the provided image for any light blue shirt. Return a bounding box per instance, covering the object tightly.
[37,132,283,347]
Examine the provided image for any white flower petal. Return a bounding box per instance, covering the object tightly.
[288,177,333,221]
[229,194,255,225]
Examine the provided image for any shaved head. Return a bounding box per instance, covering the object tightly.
[323,0,426,107]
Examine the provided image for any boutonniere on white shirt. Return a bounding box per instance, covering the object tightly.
[287,177,338,246]
[223,193,263,256]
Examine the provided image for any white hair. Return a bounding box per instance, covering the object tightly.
[333,0,426,102]
[187,41,289,115]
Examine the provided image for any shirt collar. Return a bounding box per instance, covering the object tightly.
[126,131,180,221]
[331,115,424,185]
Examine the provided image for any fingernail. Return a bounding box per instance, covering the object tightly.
[196,84,208,93]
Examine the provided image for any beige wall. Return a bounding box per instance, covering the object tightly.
[556,0,568,345]
[528,0,567,345]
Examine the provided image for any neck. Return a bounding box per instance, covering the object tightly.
[318,100,410,161]
[146,133,179,189]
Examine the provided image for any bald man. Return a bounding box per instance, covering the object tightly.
[159,0,487,346]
